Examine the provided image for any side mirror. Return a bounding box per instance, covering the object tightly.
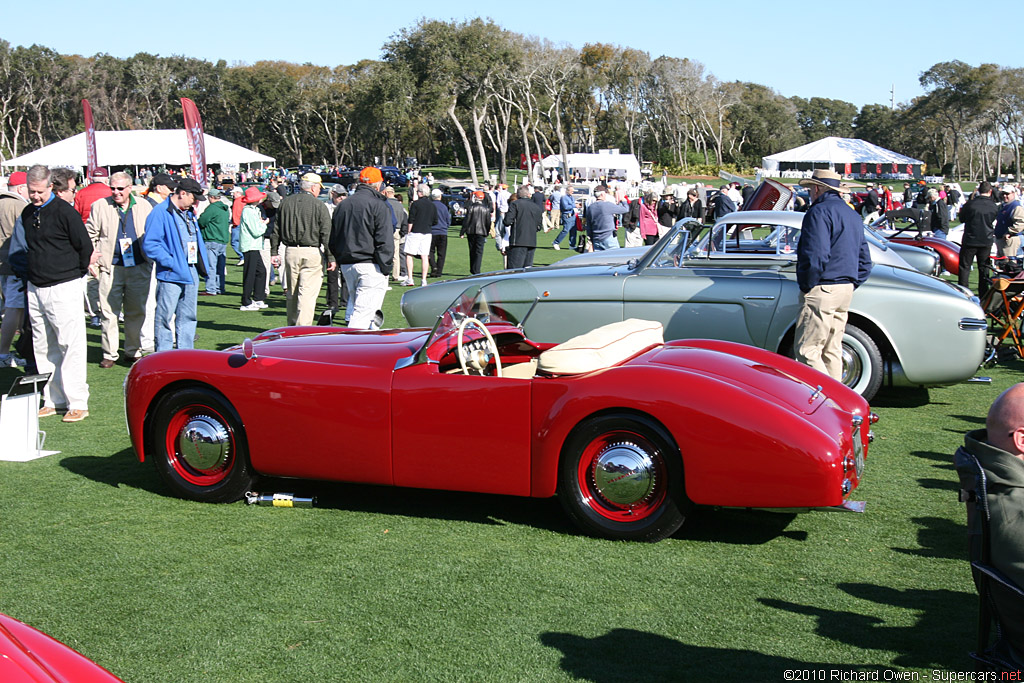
[242,338,256,361]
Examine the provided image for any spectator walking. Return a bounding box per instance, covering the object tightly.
[271,173,334,326]
[995,184,1024,258]
[330,167,393,330]
[503,186,544,268]
[584,185,628,251]
[404,184,436,287]
[239,186,268,311]
[85,171,154,367]
[383,186,408,282]
[957,181,998,295]
[460,191,491,275]
[198,188,230,296]
[927,188,949,240]
[794,169,872,381]
[21,165,94,422]
[0,171,28,367]
[428,188,451,278]
[553,185,577,251]
[143,178,209,352]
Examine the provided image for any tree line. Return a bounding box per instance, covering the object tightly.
[2,22,1022,184]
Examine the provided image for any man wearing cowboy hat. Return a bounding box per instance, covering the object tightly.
[795,169,872,382]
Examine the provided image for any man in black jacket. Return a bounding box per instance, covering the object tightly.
[330,167,393,329]
[459,191,491,275]
[503,186,544,269]
[958,181,998,295]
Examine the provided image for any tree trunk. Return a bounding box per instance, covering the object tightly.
[447,99,477,184]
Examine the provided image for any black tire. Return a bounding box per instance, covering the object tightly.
[558,413,689,542]
[842,324,883,401]
[149,387,255,503]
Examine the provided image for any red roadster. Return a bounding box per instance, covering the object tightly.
[0,613,123,682]
[125,281,874,542]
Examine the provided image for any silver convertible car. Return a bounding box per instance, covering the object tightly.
[401,212,987,400]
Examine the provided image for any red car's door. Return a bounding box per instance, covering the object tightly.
[391,364,533,496]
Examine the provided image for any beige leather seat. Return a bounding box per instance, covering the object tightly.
[538,319,664,375]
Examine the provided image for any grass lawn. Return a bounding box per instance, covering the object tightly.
[0,222,1003,681]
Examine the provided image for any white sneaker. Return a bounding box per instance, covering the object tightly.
[401,278,415,287]
[0,353,26,368]
[420,280,428,287]
[239,303,260,311]
[254,301,269,309]
[553,243,560,250]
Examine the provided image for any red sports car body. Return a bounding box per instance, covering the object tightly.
[125,281,874,541]
[0,613,123,682]
[873,208,961,274]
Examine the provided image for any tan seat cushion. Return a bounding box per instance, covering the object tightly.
[538,319,664,375]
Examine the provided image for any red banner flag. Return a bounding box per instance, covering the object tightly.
[892,163,898,173]
[860,163,867,174]
[844,163,851,175]
[82,99,98,179]
[907,164,912,174]
[180,97,207,187]
[519,153,528,170]
[875,164,882,174]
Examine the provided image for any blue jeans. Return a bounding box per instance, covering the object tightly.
[205,242,228,294]
[594,235,620,251]
[554,213,576,247]
[155,276,198,351]
[230,226,242,259]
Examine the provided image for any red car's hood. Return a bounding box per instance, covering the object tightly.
[646,344,828,416]
[0,614,123,682]
[244,326,430,365]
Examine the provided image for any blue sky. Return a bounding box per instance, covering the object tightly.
[4,1,1015,110]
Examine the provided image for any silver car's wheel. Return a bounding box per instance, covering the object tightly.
[841,325,883,401]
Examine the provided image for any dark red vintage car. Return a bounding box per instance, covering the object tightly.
[872,208,961,275]
[125,281,874,542]
[0,613,123,682]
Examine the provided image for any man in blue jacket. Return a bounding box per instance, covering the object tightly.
[795,169,872,381]
[142,178,209,352]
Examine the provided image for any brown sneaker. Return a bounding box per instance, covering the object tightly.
[62,409,89,423]
[38,406,58,418]
[99,359,116,369]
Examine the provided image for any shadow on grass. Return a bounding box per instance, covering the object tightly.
[917,477,957,492]
[910,450,954,469]
[540,628,833,682]
[59,447,165,496]
[891,516,966,560]
[869,387,931,408]
[950,414,985,426]
[760,583,975,669]
[674,508,803,544]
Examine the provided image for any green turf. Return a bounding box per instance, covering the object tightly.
[0,224,1002,681]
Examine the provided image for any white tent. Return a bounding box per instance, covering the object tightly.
[541,152,642,183]
[2,130,275,169]
[762,136,923,176]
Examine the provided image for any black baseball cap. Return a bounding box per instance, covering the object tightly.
[177,177,205,198]
[151,173,178,191]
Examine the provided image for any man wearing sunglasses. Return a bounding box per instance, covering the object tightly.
[142,178,209,352]
[86,172,154,368]
[21,164,95,423]
[995,184,1024,258]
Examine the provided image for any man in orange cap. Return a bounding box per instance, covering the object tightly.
[329,167,393,329]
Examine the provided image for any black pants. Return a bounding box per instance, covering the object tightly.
[428,235,448,276]
[960,244,992,296]
[242,250,266,306]
[467,235,486,274]
[506,246,535,269]
[325,264,343,311]
[644,234,659,246]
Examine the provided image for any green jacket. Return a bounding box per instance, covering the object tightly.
[198,201,231,245]
[239,205,266,253]
[271,191,334,264]
[959,429,1024,590]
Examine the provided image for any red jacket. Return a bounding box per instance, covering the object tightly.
[74,182,112,224]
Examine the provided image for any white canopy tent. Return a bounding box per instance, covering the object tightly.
[2,130,275,170]
[541,152,642,183]
[762,137,923,178]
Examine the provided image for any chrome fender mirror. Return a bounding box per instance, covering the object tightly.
[242,338,256,361]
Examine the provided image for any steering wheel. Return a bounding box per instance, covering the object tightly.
[457,317,503,378]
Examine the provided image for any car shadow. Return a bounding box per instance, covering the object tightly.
[673,508,804,544]
[59,446,166,496]
[891,516,966,561]
[868,386,931,408]
[760,583,976,670]
[539,628,834,682]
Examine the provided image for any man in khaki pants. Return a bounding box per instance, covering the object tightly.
[86,171,153,367]
[271,172,335,326]
[794,169,872,381]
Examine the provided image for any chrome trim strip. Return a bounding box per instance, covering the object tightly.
[958,317,987,331]
[742,295,776,300]
[967,376,993,383]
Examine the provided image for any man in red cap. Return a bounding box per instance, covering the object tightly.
[74,168,112,224]
[0,171,29,367]
[329,167,393,329]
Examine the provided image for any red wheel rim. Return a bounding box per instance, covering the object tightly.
[576,429,668,523]
[164,404,236,486]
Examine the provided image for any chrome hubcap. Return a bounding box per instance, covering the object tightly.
[841,345,861,386]
[178,415,230,471]
[591,441,657,506]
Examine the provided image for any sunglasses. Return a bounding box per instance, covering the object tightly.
[110,186,131,192]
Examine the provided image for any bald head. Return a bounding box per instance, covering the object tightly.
[987,383,1024,457]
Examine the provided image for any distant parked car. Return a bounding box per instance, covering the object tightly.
[380,166,409,187]
[871,208,961,275]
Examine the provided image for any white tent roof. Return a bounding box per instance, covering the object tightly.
[541,152,642,182]
[762,136,922,171]
[2,130,275,168]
